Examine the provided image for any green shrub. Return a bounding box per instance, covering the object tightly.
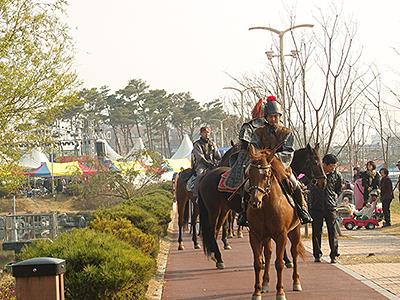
[91,190,173,237]
[127,191,172,236]
[89,217,159,257]
[92,203,163,236]
[18,229,155,300]
[0,273,16,300]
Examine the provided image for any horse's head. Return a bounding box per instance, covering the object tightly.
[301,143,326,188]
[247,145,275,209]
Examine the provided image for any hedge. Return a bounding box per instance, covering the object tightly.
[92,189,172,237]
[89,217,159,257]
[18,229,155,300]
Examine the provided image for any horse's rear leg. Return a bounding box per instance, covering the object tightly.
[288,226,303,291]
[284,249,293,268]
[250,232,263,300]
[217,209,232,250]
[191,200,201,249]
[262,238,272,293]
[177,200,186,250]
[275,234,288,300]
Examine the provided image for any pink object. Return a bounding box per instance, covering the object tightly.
[354,178,364,210]
[297,173,305,180]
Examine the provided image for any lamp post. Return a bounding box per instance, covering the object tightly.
[223,86,258,123]
[210,118,228,147]
[249,24,314,126]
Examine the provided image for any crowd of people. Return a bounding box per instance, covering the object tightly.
[184,94,400,265]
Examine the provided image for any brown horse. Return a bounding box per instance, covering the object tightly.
[198,144,325,269]
[175,144,239,250]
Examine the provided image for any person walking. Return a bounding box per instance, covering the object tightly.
[310,154,343,264]
[380,167,394,227]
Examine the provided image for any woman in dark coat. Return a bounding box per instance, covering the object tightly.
[361,161,380,206]
[379,168,394,227]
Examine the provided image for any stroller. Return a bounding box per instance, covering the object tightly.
[342,190,384,230]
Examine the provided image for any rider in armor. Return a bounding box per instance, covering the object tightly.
[249,95,313,225]
[225,98,268,225]
[192,127,221,197]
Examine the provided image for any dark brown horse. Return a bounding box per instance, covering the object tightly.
[175,144,239,250]
[198,144,325,270]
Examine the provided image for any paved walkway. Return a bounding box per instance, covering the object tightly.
[303,227,400,298]
[158,209,399,300]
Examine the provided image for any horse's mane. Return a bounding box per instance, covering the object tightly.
[250,148,291,181]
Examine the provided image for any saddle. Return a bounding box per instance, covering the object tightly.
[218,170,238,193]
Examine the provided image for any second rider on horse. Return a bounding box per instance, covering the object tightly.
[192,127,221,198]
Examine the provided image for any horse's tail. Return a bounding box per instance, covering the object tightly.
[297,240,306,260]
[198,191,213,257]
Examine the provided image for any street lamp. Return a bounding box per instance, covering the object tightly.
[249,24,314,126]
[210,118,228,147]
[223,86,258,123]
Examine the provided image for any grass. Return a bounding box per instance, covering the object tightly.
[339,254,400,265]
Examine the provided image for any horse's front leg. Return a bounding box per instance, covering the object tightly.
[191,200,201,249]
[221,219,232,250]
[275,234,288,300]
[288,225,303,291]
[262,238,272,293]
[249,231,263,300]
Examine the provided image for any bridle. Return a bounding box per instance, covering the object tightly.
[248,163,273,196]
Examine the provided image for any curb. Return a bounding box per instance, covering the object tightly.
[146,202,177,300]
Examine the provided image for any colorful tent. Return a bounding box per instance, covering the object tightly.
[111,161,146,174]
[19,149,49,169]
[29,162,96,177]
[164,158,191,172]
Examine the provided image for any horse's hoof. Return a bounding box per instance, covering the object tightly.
[261,283,269,293]
[216,262,225,269]
[293,282,302,291]
[251,295,262,300]
[276,294,286,300]
[285,262,294,268]
[237,232,243,238]
[224,245,232,250]
[178,244,184,251]
[194,243,201,249]
[228,234,233,239]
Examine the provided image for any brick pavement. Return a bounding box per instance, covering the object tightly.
[303,227,400,299]
[157,207,395,300]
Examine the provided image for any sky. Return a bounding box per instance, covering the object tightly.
[65,0,400,105]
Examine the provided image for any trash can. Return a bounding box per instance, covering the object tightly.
[12,257,66,300]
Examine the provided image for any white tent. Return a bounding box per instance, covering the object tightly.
[19,149,49,169]
[125,137,145,160]
[171,134,193,159]
[97,139,123,160]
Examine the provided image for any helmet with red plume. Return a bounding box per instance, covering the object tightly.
[264,95,282,116]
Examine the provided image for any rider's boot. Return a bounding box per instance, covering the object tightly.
[293,186,313,224]
[287,174,313,225]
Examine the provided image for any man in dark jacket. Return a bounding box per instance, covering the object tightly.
[379,167,394,227]
[310,154,343,264]
[191,127,221,197]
